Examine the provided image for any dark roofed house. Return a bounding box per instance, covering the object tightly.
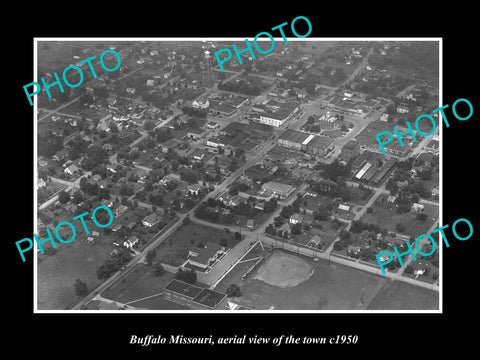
[142,213,162,227]
[190,148,206,161]
[53,148,69,162]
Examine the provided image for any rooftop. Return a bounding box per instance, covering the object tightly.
[262,181,293,194]
[306,135,334,149]
[192,288,227,309]
[189,242,224,265]
[164,279,203,299]
[279,129,311,144]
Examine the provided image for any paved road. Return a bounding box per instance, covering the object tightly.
[38,96,82,122]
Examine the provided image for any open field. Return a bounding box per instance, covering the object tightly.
[222,249,438,310]
[37,229,114,310]
[367,279,439,310]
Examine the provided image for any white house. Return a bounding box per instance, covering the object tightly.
[37,178,47,189]
[412,203,424,212]
[188,184,202,196]
[64,164,80,175]
[123,236,139,250]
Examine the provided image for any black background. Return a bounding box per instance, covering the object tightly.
[5,4,478,356]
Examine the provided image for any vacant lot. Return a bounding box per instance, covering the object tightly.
[37,228,114,310]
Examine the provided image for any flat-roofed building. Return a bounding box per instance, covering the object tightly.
[278,129,333,157]
[163,279,203,308]
[278,129,311,150]
[261,181,294,200]
[306,135,334,157]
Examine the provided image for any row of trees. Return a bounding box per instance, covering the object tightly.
[96,248,132,279]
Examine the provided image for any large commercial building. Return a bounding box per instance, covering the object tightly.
[251,100,299,127]
[356,121,411,156]
[278,129,334,157]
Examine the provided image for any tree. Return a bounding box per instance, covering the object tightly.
[58,190,70,204]
[396,223,406,233]
[404,264,414,275]
[219,237,228,247]
[145,249,157,266]
[290,223,302,235]
[152,262,165,276]
[74,279,89,297]
[416,213,428,221]
[234,231,242,240]
[386,103,396,115]
[226,284,241,298]
[333,241,344,251]
[341,123,348,132]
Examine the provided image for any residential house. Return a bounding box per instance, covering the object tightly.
[115,205,128,217]
[100,199,114,208]
[289,213,303,224]
[412,203,424,212]
[307,235,322,248]
[112,224,122,232]
[123,236,139,250]
[142,213,162,227]
[53,149,69,162]
[397,104,410,114]
[37,178,47,189]
[254,202,265,211]
[190,149,206,161]
[102,143,114,152]
[188,184,202,196]
[64,164,80,176]
[387,195,397,203]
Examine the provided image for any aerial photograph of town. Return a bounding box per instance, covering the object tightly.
[35,39,440,311]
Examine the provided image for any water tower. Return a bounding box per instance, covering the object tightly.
[201,50,214,87]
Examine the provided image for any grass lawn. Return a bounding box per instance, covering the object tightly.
[37,214,116,310]
[230,249,438,310]
[367,280,439,310]
[360,195,438,237]
[38,41,77,67]
[156,223,240,267]
[233,250,380,310]
[101,264,189,309]
[37,203,162,310]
